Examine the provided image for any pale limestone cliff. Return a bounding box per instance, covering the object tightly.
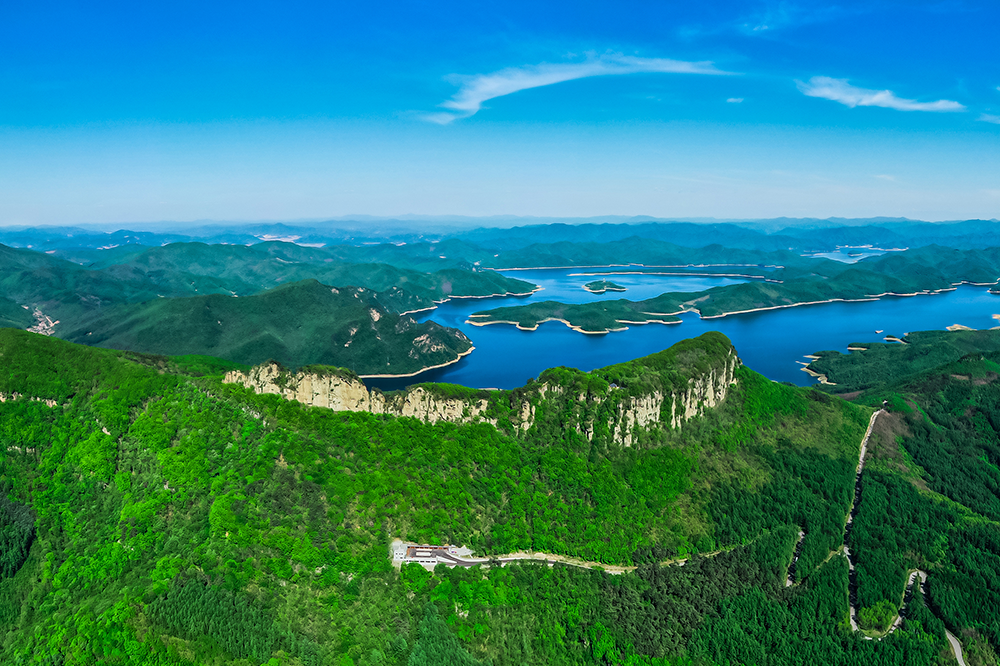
[0,393,57,408]
[226,347,740,446]
[670,352,741,430]
[226,362,387,413]
[396,387,496,426]
[224,364,497,426]
[607,348,740,445]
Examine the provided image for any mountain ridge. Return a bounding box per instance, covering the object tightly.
[225,331,740,445]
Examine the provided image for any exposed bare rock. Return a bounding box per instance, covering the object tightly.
[225,337,740,446]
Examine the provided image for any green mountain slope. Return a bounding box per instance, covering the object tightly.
[0,242,536,377]
[2,329,980,665]
[0,297,32,329]
[839,353,1000,655]
[86,241,537,312]
[0,243,264,329]
[807,328,1000,394]
[58,279,473,376]
[0,241,536,334]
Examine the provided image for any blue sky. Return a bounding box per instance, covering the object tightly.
[1,0,998,225]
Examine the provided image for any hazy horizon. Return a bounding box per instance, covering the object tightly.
[2,214,999,234]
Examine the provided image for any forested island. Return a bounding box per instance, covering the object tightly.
[583,280,627,294]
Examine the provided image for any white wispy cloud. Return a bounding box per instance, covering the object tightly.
[980,113,1000,124]
[741,1,804,33]
[739,2,854,35]
[796,76,965,112]
[425,53,732,124]
[727,97,744,103]
[679,2,853,40]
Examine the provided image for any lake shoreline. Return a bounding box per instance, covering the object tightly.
[466,316,627,335]
[359,345,476,379]
[398,286,543,316]
[370,283,1000,392]
[467,286,978,334]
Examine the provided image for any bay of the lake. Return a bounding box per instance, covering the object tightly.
[365,268,1000,391]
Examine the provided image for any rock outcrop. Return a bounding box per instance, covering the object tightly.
[0,393,58,408]
[225,363,498,427]
[226,334,741,446]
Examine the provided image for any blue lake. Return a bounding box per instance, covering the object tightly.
[366,268,1000,391]
[483,267,748,304]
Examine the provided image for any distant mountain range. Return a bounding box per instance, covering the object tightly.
[3,217,1000,254]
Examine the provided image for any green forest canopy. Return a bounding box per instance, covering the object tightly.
[0,328,997,665]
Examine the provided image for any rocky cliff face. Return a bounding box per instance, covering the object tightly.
[224,363,498,426]
[226,342,740,446]
[670,355,740,428]
[607,348,740,445]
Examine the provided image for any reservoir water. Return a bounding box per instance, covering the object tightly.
[366,268,1000,391]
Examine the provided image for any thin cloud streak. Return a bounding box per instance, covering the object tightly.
[739,2,846,34]
[979,113,1000,124]
[426,53,733,124]
[797,76,965,112]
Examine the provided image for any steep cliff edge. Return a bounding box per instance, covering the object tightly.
[225,331,740,446]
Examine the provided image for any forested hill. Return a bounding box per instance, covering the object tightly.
[225,331,740,444]
[0,241,534,376]
[843,352,1000,661]
[82,241,538,307]
[57,279,473,377]
[4,327,992,665]
[807,328,1000,394]
[0,241,537,316]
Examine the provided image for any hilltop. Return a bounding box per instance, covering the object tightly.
[225,331,740,444]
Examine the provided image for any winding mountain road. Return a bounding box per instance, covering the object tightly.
[842,410,966,665]
[392,408,968,664]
